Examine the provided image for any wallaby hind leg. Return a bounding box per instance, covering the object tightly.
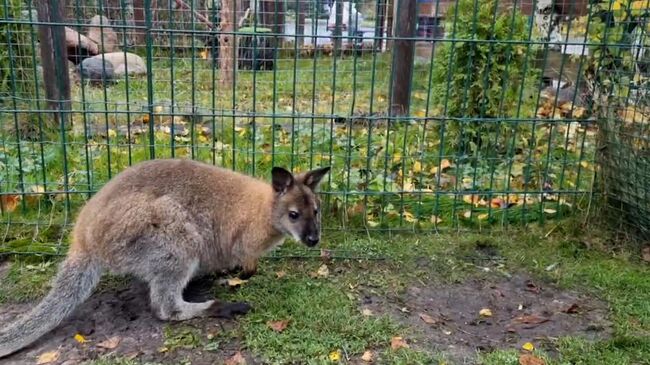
[148,259,214,321]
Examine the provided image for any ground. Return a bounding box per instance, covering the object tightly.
[0,221,648,365]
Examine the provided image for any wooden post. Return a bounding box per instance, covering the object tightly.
[36,0,71,126]
[220,0,236,86]
[334,0,343,56]
[375,0,386,51]
[389,0,416,116]
[385,0,395,50]
[297,0,306,47]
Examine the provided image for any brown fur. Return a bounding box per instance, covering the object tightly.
[0,159,329,358]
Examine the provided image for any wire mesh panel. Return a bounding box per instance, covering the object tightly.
[1,0,644,255]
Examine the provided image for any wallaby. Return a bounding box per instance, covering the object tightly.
[0,158,330,358]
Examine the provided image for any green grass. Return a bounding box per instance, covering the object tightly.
[1,222,648,364]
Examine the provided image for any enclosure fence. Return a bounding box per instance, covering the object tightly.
[1,0,649,255]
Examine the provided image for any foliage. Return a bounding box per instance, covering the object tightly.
[0,0,35,102]
[429,0,541,152]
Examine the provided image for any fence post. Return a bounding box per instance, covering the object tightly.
[389,0,416,116]
[220,0,236,86]
[36,0,71,126]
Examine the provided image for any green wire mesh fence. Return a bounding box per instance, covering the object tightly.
[0,0,647,255]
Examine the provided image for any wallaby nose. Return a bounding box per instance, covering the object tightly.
[306,235,320,246]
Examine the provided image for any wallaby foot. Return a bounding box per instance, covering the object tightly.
[204,301,252,319]
[183,275,216,303]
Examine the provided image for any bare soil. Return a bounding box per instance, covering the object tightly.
[0,277,257,365]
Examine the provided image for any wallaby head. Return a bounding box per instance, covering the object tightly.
[270,166,330,247]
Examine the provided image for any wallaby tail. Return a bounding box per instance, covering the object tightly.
[0,255,102,358]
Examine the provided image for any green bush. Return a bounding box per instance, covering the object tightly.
[0,0,35,103]
[429,0,541,153]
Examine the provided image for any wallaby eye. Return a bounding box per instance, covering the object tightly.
[288,211,300,220]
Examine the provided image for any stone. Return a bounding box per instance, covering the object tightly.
[87,15,120,53]
[78,57,115,85]
[86,52,147,77]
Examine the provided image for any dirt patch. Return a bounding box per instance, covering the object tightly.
[361,273,612,363]
[0,278,257,365]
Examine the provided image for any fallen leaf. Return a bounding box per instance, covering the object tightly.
[1,194,20,213]
[413,161,422,173]
[477,213,489,221]
[419,313,438,325]
[525,280,541,294]
[74,333,88,343]
[227,277,248,287]
[329,350,341,361]
[361,308,374,316]
[543,208,557,214]
[390,336,409,350]
[512,314,550,325]
[463,194,481,206]
[315,264,329,278]
[97,336,121,349]
[462,211,472,219]
[430,215,443,224]
[440,159,452,170]
[275,271,287,279]
[479,308,493,317]
[361,350,374,362]
[519,353,545,365]
[36,350,60,364]
[522,342,535,351]
[562,303,580,314]
[266,320,289,332]
[225,351,247,365]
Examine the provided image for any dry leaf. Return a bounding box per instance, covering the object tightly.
[36,350,60,364]
[328,350,341,361]
[519,354,545,365]
[97,336,121,349]
[430,215,443,224]
[227,277,248,287]
[266,320,289,332]
[390,336,409,351]
[361,350,374,362]
[419,313,438,325]
[225,351,247,365]
[512,314,550,325]
[315,264,329,278]
[522,342,535,351]
[462,211,472,219]
[275,271,287,279]
[477,213,489,221]
[543,208,557,214]
[479,308,493,317]
[361,308,374,316]
[463,194,481,206]
[1,194,20,213]
[74,333,88,343]
[562,303,580,314]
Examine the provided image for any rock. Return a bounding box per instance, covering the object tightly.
[86,52,146,77]
[78,57,115,85]
[87,15,120,53]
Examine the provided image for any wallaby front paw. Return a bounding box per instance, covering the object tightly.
[205,301,252,319]
[239,267,257,280]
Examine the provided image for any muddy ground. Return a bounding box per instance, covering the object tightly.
[0,261,612,365]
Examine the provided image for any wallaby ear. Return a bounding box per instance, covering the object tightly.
[272,167,294,194]
[299,166,331,191]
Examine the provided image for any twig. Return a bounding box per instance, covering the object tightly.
[174,0,214,29]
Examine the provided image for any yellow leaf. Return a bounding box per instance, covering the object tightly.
[414,109,427,118]
[430,215,443,224]
[403,211,417,223]
[361,308,374,316]
[580,160,590,169]
[462,211,472,219]
[543,208,557,214]
[227,277,248,287]
[522,342,535,351]
[275,271,286,279]
[107,129,117,138]
[329,350,341,361]
[367,220,380,227]
[413,161,422,173]
[36,350,60,364]
[478,213,489,221]
[392,153,402,164]
[479,308,493,317]
[74,333,88,343]
[361,350,374,362]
